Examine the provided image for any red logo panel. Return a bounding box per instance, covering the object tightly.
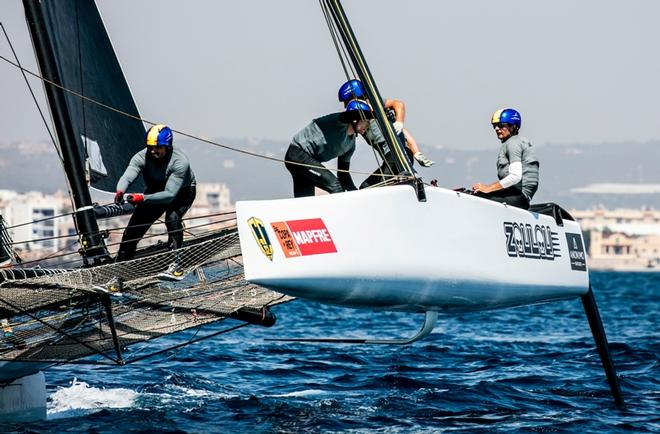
[271,218,337,257]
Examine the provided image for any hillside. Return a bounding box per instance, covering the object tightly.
[1,138,659,209]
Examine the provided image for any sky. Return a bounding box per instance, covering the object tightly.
[1,0,660,150]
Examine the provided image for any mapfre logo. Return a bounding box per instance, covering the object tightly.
[271,218,337,258]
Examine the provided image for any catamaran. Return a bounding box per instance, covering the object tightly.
[0,0,291,422]
[235,0,623,404]
[0,0,623,423]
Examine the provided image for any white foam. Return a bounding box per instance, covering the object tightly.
[269,389,328,398]
[47,378,138,419]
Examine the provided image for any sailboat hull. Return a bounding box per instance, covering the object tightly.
[0,370,47,422]
[236,185,590,312]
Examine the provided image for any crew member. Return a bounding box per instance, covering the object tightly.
[285,100,373,197]
[338,79,434,166]
[114,124,196,279]
[472,108,539,209]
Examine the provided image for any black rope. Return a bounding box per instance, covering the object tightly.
[319,0,354,80]
[126,322,249,365]
[3,208,239,266]
[318,1,397,179]
[3,210,75,231]
[74,2,90,165]
[0,23,80,218]
[0,23,60,163]
[0,53,403,181]
[0,294,122,365]
[0,321,250,366]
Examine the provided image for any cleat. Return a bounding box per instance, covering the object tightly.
[158,262,186,281]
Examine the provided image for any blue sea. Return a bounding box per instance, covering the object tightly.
[7,272,659,433]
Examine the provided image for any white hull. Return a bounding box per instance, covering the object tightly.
[237,185,590,312]
[0,370,47,422]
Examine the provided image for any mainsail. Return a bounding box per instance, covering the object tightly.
[0,1,293,379]
[34,0,145,192]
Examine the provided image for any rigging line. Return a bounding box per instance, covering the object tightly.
[125,322,250,365]
[3,210,75,231]
[101,216,235,244]
[325,0,415,177]
[172,129,387,178]
[326,0,358,80]
[318,1,403,180]
[0,23,61,164]
[19,217,238,267]
[0,54,403,181]
[94,205,237,224]
[0,295,123,365]
[0,24,79,220]
[74,2,89,164]
[319,0,353,80]
[4,230,82,247]
[366,141,392,185]
[14,246,83,267]
[0,358,115,367]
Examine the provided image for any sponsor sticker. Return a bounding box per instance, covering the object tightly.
[247,217,273,261]
[565,233,587,271]
[271,222,301,258]
[271,218,337,258]
[504,221,561,260]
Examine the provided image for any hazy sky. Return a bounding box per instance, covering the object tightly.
[1,0,659,150]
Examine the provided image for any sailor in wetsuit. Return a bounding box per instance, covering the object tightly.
[284,100,373,197]
[472,108,539,210]
[114,124,196,279]
[335,79,434,189]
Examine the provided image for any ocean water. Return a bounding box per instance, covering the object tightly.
[8,271,659,433]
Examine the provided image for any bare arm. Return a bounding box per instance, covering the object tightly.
[472,181,503,194]
[473,162,522,193]
[384,99,405,122]
[403,128,420,154]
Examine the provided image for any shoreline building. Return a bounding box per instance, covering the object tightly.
[0,183,233,264]
[0,190,67,258]
[572,207,660,271]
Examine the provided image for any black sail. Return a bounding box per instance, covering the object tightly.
[37,0,144,192]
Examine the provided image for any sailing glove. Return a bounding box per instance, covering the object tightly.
[126,193,145,205]
[413,152,435,167]
[114,190,124,204]
[392,121,404,135]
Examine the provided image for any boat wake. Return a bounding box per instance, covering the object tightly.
[47,378,138,419]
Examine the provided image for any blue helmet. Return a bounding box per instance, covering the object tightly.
[340,99,373,122]
[145,124,173,147]
[491,108,521,129]
[338,79,366,103]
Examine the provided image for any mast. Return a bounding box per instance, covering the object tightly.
[23,0,107,263]
[323,0,414,178]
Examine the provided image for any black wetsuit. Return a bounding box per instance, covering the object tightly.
[285,113,357,198]
[115,148,196,262]
[359,118,414,189]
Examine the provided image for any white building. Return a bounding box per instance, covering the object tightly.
[572,207,660,235]
[186,183,234,233]
[572,206,660,270]
[0,190,64,254]
[0,183,234,261]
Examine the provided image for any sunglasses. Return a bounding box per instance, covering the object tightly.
[493,123,512,130]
